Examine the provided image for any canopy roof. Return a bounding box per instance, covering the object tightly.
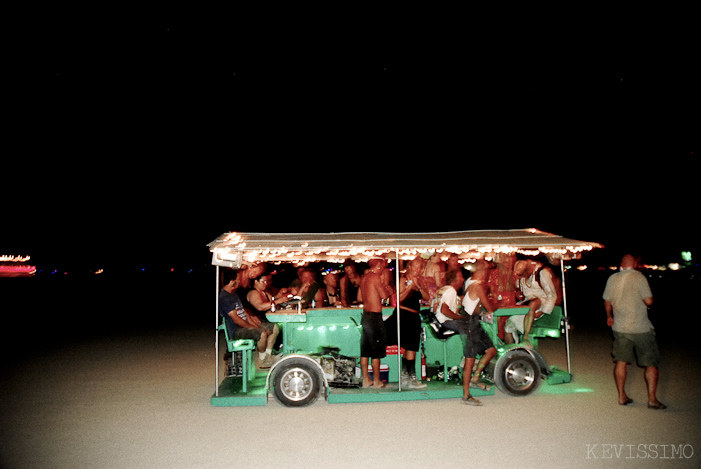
[208,229,603,266]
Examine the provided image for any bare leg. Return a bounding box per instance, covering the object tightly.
[645,366,663,407]
[371,358,385,388]
[614,361,630,404]
[257,331,269,354]
[463,358,476,399]
[472,347,497,383]
[522,298,541,343]
[266,324,280,351]
[361,357,372,387]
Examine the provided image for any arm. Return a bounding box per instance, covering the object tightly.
[604,300,614,327]
[398,277,415,302]
[340,277,350,307]
[434,266,444,288]
[474,284,495,314]
[407,270,430,301]
[375,276,393,301]
[441,302,463,320]
[313,286,325,305]
[228,310,258,329]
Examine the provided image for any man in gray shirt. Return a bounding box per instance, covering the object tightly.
[603,254,665,409]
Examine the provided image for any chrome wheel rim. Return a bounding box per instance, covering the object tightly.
[279,367,314,401]
[505,359,536,388]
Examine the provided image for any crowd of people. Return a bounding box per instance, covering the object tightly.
[218,252,663,409]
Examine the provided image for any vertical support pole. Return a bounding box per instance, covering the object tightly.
[215,265,220,397]
[395,250,402,392]
[560,257,572,375]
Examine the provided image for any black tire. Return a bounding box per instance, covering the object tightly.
[494,350,542,397]
[272,358,322,407]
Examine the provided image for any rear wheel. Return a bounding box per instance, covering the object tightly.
[494,350,542,397]
[273,358,322,407]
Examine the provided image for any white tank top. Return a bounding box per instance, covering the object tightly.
[462,279,481,316]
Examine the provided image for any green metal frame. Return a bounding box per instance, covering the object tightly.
[212,305,569,406]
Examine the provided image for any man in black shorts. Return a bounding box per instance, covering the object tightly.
[359,259,393,388]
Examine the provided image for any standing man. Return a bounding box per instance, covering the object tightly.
[436,269,494,406]
[360,258,393,388]
[603,254,665,409]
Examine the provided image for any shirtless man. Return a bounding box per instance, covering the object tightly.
[360,258,393,388]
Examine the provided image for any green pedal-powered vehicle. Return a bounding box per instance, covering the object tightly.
[209,230,601,407]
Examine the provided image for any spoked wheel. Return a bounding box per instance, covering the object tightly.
[273,358,322,407]
[494,350,542,397]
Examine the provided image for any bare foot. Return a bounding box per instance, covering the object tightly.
[373,381,387,389]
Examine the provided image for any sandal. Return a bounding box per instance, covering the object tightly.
[461,396,483,406]
[470,381,492,392]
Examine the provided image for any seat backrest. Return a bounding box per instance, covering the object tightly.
[219,320,236,352]
[529,306,563,338]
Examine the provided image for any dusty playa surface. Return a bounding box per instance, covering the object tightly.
[1,322,700,469]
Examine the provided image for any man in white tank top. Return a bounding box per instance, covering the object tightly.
[461,262,498,402]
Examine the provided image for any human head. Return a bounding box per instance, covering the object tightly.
[344,262,358,277]
[446,253,460,270]
[344,262,360,285]
[368,258,385,270]
[620,254,637,270]
[470,259,490,281]
[299,268,316,285]
[252,274,268,291]
[222,268,239,289]
[247,263,265,279]
[513,260,531,279]
[407,257,424,276]
[444,269,464,290]
[323,271,339,288]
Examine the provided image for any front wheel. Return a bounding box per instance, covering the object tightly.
[494,350,542,397]
[273,358,322,407]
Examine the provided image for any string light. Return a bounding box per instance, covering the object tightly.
[0,255,31,262]
[208,230,602,266]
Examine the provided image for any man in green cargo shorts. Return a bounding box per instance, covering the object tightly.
[603,254,665,410]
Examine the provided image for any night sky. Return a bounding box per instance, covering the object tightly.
[6,13,697,269]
